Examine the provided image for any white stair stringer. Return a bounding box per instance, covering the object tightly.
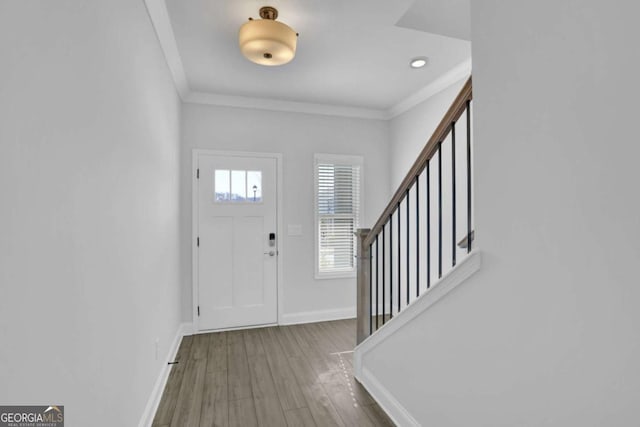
[353,250,482,426]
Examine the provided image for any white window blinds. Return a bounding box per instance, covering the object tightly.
[314,155,363,277]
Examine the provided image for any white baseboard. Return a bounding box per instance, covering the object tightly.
[194,322,277,334]
[357,367,420,427]
[137,322,192,427]
[280,307,356,325]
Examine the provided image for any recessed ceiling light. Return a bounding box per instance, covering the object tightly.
[410,57,428,69]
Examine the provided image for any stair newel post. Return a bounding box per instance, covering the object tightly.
[356,228,371,345]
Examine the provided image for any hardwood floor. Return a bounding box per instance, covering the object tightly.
[152,319,394,427]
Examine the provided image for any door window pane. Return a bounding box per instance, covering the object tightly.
[247,171,262,202]
[214,169,263,203]
[215,170,230,201]
[231,170,246,201]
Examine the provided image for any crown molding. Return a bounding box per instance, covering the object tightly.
[144,0,189,100]
[385,58,472,119]
[186,91,388,120]
[144,0,470,120]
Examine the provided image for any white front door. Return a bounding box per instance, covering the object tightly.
[196,153,278,330]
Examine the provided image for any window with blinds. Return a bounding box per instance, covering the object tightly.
[314,154,363,278]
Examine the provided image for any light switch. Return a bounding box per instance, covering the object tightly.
[287,224,302,236]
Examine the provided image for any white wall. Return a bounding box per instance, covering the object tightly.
[181,104,390,322]
[0,2,182,426]
[389,78,467,189]
[361,1,640,425]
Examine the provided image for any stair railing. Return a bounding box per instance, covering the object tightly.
[356,77,474,344]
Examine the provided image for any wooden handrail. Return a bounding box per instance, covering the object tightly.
[364,77,473,247]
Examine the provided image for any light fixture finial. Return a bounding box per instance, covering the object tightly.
[259,6,278,20]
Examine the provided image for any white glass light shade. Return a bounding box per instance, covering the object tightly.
[239,19,297,66]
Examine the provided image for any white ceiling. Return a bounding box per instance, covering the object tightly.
[152,0,471,117]
[396,0,471,41]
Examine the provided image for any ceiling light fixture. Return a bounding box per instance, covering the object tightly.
[410,57,429,69]
[239,6,298,66]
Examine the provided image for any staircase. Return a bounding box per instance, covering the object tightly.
[353,78,482,426]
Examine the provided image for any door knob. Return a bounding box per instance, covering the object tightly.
[264,251,276,256]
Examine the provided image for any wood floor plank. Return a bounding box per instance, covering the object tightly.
[297,330,375,427]
[246,352,287,426]
[317,321,347,350]
[243,328,266,358]
[254,396,288,427]
[292,322,384,423]
[343,319,357,343]
[229,398,258,427]
[191,333,211,360]
[207,331,227,373]
[200,367,228,426]
[342,352,355,371]
[284,407,317,427]
[152,337,193,426]
[227,330,244,346]
[202,369,228,404]
[327,388,376,427]
[288,356,345,427]
[170,358,207,427]
[301,323,343,373]
[286,353,323,387]
[362,403,395,427]
[152,320,393,427]
[200,398,228,427]
[323,320,355,352]
[316,321,351,355]
[258,327,307,410]
[314,324,366,408]
[291,323,335,377]
[321,370,375,406]
[247,356,278,398]
[178,335,195,358]
[152,366,183,426]
[351,381,376,408]
[336,319,357,348]
[337,358,376,406]
[227,330,252,400]
[276,325,305,357]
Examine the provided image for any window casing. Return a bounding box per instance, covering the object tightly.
[314,154,364,279]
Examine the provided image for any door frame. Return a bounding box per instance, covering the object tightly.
[192,149,284,332]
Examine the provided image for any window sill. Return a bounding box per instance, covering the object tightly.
[315,272,357,280]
